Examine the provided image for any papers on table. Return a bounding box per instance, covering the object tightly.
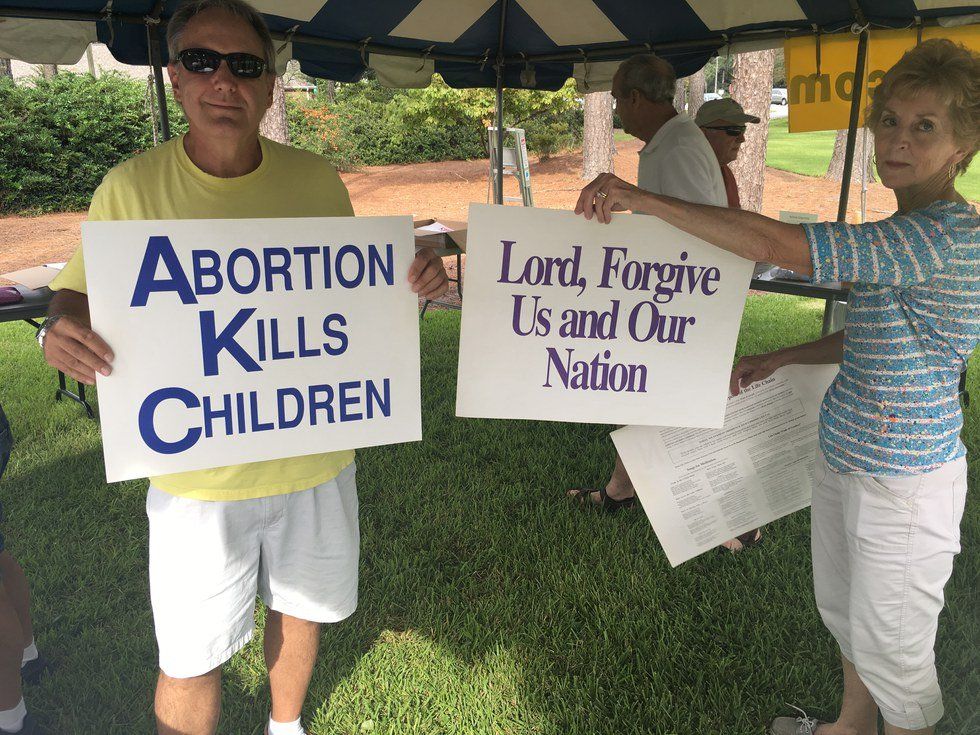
[0,264,64,290]
[612,364,838,566]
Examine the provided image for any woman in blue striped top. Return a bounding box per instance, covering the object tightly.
[576,38,978,735]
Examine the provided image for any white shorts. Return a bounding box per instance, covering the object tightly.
[810,451,968,730]
[146,462,359,679]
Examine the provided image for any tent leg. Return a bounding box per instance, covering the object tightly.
[494,74,504,205]
[147,25,171,142]
[835,29,868,222]
[493,0,508,206]
[825,29,868,336]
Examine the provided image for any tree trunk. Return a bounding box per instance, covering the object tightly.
[729,50,775,213]
[325,80,336,103]
[686,68,706,121]
[0,58,11,80]
[259,75,289,145]
[582,91,615,179]
[40,64,58,79]
[672,79,686,113]
[85,45,98,78]
[825,128,875,183]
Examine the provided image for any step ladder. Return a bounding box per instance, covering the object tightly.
[487,127,533,206]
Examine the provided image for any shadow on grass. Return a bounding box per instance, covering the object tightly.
[1,307,976,734]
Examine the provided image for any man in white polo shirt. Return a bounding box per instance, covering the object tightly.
[569,55,757,552]
[616,53,727,206]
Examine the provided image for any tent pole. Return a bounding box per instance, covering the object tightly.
[824,27,868,334]
[835,28,868,222]
[494,0,509,205]
[147,23,171,142]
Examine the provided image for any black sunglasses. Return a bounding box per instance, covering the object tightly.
[704,125,747,137]
[177,48,267,79]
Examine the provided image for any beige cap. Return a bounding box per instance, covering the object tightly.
[695,98,761,126]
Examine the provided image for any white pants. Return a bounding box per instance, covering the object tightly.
[146,463,359,679]
[811,451,968,730]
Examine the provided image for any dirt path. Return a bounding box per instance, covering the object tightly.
[0,138,912,282]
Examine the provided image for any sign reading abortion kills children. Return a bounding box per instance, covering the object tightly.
[456,205,753,427]
[82,217,421,482]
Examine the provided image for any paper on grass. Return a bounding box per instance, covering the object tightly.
[612,364,838,566]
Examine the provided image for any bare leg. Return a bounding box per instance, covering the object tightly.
[0,554,33,647]
[0,583,24,712]
[883,721,932,735]
[814,655,880,735]
[155,667,221,735]
[604,453,636,501]
[265,610,320,723]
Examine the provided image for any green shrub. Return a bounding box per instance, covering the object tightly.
[288,75,581,169]
[0,72,185,215]
[0,70,581,214]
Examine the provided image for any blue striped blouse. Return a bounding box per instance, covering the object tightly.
[803,200,979,475]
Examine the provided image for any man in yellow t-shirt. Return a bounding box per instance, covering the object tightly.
[39,2,448,734]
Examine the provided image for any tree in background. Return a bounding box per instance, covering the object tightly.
[703,54,734,94]
[686,67,706,120]
[672,78,686,112]
[582,90,615,179]
[0,59,11,80]
[825,128,875,183]
[729,49,775,213]
[39,64,58,79]
[259,75,289,144]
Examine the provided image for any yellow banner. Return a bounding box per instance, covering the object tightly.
[785,26,980,133]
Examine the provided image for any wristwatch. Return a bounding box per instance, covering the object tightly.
[36,315,64,350]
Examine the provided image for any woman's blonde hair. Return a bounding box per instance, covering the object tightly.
[866,38,980,176]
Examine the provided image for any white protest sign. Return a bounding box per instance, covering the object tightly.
[456,204,754,428]
[612,364,838,566]
[82,217,421,482]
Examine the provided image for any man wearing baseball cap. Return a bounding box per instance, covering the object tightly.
[695,98,761,209]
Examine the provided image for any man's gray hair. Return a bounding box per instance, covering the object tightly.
[167,0,276,70]
[616,53,676,103]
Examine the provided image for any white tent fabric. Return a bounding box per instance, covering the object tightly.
[0,17,96,64]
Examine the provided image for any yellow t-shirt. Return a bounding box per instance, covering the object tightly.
[51,134,356,501]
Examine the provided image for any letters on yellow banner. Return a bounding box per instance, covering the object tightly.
[785,26,980,133]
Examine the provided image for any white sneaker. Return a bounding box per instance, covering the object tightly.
[769,705,827,735]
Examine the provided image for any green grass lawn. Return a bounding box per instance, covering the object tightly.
[1,297,977,734]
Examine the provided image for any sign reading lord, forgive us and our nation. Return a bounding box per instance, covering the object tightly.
[83,217,422,482]
[456,204,754,427]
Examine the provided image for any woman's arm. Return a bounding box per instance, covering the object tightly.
[730,330,844,396]
[576,173,813,276]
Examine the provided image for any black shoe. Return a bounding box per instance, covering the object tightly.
[20,654,51,685]
[5,713,43,734]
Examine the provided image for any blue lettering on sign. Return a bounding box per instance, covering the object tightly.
[131,236,198,307]
[193,249,223,296]
[138,387,202,453]
[199,308,262,376]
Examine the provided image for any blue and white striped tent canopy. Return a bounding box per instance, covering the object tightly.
[1,1,978,90]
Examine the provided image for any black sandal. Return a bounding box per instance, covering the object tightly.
[568,487,636,513]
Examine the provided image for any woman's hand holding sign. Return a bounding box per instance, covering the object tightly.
[575,174,645,224]
[409,247,450,300]
[41,290,114,386]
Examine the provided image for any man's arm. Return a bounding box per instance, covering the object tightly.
[42,289,113,385]
[730,330,843,396]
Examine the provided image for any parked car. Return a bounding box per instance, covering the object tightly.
[771,87,788,105]
[704,91,723,101]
